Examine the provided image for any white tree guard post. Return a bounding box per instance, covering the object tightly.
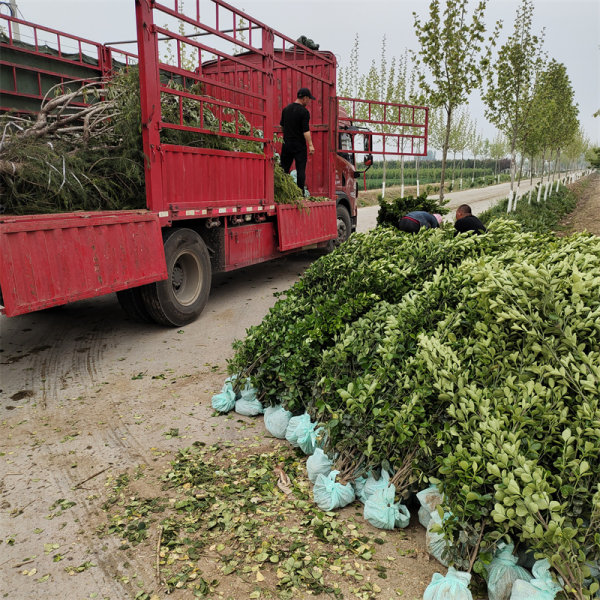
[544,182,550,201]
[507,189,514,213]
[555,179,560,193]
[537,184,543,203]
[528,188,533,204]
[417,179,420,196]
[400,183,405,198]
[382,181,386,199]
[460,178,463,190]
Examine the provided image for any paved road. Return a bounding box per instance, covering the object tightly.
[356,178,544,232]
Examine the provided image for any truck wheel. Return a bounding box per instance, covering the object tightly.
[328,205,352,251]
[116,287,153,323]
[141,228,211,327]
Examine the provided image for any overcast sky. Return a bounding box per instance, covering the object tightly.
[6,0,600,147]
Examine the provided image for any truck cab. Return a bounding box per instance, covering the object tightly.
[335,106,373,239]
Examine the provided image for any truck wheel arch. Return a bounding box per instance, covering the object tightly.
[140,227,212,327]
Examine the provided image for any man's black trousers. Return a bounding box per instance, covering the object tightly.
[281,144,307,191]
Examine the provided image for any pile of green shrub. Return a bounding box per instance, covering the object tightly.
[229,220,600,595]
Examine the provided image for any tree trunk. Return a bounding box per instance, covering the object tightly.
[400,156,405,198]
[507,127,518,212]
[416,156,420,196]
[517,153,525,187]
[382,156,387,199]
[452,152,456,189]
[530,155,534,185]
[537,149,546,202]
[439,106,453,204]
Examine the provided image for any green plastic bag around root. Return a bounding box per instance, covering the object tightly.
[486,542,532,600]
[306,448,334,483]
[235,379,263,416]
[263,404,292,439]
[285,413,319,454]
[424,567,473,600]
[357,469,391,504]
[211,378,237,413]
[313,470,355,511]
[416,485,443,528]
[509,560,563,600]
[363,484,410,530]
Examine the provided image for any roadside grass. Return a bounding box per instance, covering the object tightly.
[478,182,579,234]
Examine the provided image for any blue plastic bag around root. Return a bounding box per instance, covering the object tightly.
[509,560,562,600]
[211,380,236,413]
[487,542,532,600]
[358,469,391,503]
[416,485,443,528]
[264,405,292,439]
[285,413,319,454]
[235,396,264,416]
[306,448,334,483]
[313,470,355,511]
[363,484,411,530]
[424,567,473,600]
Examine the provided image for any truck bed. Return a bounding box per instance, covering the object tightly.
[0,211,167,316]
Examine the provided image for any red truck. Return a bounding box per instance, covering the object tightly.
[0,1,428,326]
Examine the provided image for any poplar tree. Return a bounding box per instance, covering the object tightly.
[468,123,485,183]
[527,60,579,200]
[412,0,499,203]
[483,0,545,211]
[489,131,509,180]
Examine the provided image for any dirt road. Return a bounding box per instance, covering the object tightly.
[1,175,594,599]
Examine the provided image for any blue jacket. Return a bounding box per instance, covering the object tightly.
[406,211,439,229]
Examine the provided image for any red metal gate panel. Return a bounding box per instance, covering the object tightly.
[0,211,167,316]
[226,222,277,270]
[277,201,337,252]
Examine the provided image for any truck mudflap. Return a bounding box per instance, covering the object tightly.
[276,201,337,252]
[0,211,168,317]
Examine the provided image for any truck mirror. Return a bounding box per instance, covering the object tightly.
[363,135,371,152]
[364,154,373,167]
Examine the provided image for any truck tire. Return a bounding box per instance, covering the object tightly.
[140,228,211,327]
[116,287,153,323]
[327,205,352,251]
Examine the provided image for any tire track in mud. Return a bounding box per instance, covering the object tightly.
[1,300,123,410]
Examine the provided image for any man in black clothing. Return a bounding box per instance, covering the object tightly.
[280,87,315,191]
[454,204,487,235]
